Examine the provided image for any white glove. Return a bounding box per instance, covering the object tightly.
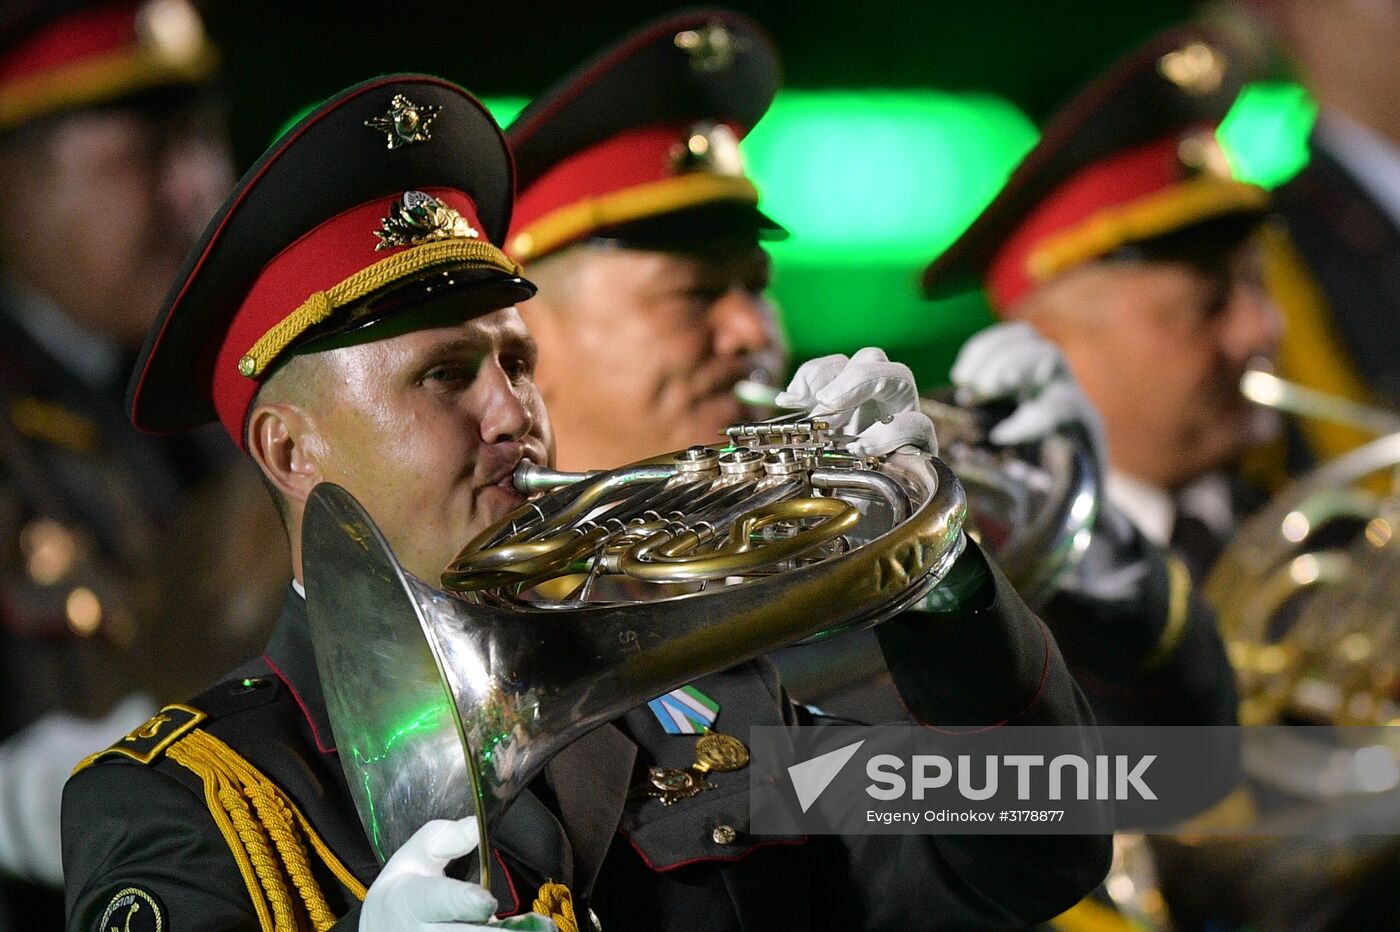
[775,347,937,456]
[360,816,555,932]
[950,322,1106,472]
[0,692,157,885]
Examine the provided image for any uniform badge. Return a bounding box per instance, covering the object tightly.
[673,21,746,73]
[73,704,206,774]
[98,886,165,932]
[365,94,441,149]
[375,190,480,250]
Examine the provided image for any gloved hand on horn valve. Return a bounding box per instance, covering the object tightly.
[949,321,1107,475]
[774,347,937,456]
[360,816,556,931]
[953,321,1159,601]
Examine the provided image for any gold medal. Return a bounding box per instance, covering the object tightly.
[629,766,714,806]
[693,731,749,773]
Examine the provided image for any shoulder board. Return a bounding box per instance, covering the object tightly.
[74,703,206,774]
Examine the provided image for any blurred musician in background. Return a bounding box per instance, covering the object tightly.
[0,1,284,924]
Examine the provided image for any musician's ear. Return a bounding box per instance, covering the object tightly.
[248,401,323,510]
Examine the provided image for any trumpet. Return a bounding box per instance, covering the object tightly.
[301,420,967,888]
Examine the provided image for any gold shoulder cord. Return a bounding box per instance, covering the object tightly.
[533,881,580,932]
[164,728,367,932]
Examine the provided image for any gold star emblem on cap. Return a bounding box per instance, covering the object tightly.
[365,94,441,149]
[674,21,745,73]
[1157,42,1227,96]
[375,190,479,250]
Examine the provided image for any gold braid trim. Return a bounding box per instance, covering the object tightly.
[1050,895,1138,932]
[507,173,760,263]
[1142,553,1193,671]
[532,881,580,932]
[1024,177,1268,283]
[0,44,218,130]
[166,728,366,932]
[238,237,524,379]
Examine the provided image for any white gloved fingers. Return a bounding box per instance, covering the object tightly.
[847,346,891,365]
[400,874,497,924]
[849,410,938,457]
[812,359,919,423]
[414,816,481,865]
[988,381,1108,474]
[490,913,559,930]
[773,353,850,409]
[950,322,1039,387]
[952,323,1065,403]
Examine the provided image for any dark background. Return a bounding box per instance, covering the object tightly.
[209,0,1194,169]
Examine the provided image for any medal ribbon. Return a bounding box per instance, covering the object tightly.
[647,684,719,735]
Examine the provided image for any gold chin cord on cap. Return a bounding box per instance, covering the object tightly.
[299,418,969,893]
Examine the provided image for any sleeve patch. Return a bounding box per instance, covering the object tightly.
[98,885,165,932]
[74,704,207,774]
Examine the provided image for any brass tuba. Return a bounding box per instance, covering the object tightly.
[301,420,966,888]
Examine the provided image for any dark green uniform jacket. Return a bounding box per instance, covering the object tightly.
[62,545,1110,931]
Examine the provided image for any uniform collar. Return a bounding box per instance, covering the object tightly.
[1314,108,1400,233]
[262,587,338,754]
[1,280,123,389]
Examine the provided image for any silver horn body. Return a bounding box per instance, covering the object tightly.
[302,430,966,888]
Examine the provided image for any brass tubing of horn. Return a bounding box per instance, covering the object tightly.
[810,468,911,523]
[512,464,598,492]
[455,464,677,563]
[442,525,613,591]
[619,496,860,583]
[445,472,727,592]
[1241,369,1400,436]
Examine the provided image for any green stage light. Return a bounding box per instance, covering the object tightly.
[1218,81,1317,189]
[482,96,529,127]
[742,90,1039,263]
[484,89,1030,385]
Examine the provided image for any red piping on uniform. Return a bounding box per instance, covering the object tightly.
[261,652,336,754]
[491,848,522,918]
[620,828,809,873]
[896,618,1053,734]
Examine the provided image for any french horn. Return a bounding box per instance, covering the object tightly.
[1210,370,1400,726]
[301,419,966,889]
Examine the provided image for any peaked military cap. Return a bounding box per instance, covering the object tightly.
[505,7,783,263]
[127,73,533,446]
[0,0,218,131]
[922,25,1269,313]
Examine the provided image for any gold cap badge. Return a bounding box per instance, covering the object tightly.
[375,191,480,250]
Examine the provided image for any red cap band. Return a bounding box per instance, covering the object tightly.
[986,136,1188,312]
[508,121,754,260]
[211,187,487,443]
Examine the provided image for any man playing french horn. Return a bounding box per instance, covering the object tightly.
[59,73,1113,931]
[508,10,1237,736]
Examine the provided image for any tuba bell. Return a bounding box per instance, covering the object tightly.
[300,420,966,889]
